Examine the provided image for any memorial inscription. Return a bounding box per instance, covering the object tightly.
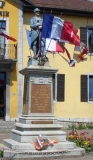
[31,121,53,124]
[31,84,51,113]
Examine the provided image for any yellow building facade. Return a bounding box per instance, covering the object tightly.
[22,2,93,122]
[0,0,23,121]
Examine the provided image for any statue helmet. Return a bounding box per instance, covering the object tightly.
[34,8,40,13]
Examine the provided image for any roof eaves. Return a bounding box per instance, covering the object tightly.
[24,5,93,13]
[23,0,93,15]
[24,0,36,6]
[12,0,24,5]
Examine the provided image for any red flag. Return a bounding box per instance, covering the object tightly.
[78,46,88,61]
[81,47,88,55]
[64,47,71,60]
[0,29,17,42]
[73,28,78,34]
[78,54,84,61]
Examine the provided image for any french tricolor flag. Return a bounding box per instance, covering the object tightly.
[69,59,76,67]
[42,14,80,46]
[36,137,43,149]
[45,38,64,52]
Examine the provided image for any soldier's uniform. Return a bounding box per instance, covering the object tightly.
[30,8,45,57]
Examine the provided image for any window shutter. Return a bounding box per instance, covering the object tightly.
[52,74,55,100]
[57,74,65,102]
[81,75,87,102]
[80,27,87,44]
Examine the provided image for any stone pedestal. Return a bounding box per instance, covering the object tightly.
[2,57,85,159]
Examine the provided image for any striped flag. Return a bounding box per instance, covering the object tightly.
[26,29,31,47]
[46,38,64,52]
[36,137,43,149]
[69,59,76,67]
[42,13,80,46]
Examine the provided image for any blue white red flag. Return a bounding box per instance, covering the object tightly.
[42,14,80,46]
[45,38,64,52]
[69,59,76,67]
[26,29,64,52]
[26,29,31,47]
[36,137,43,149]
[64,47,75,66]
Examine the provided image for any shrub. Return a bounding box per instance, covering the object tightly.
[68,123,76,130]
[0,150,3,157]
[86,122,93,129]
[67,131,93,153]
[67,122,93,130]
[77,122,86,130]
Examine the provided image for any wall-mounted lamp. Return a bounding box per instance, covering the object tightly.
[0,1,5,8]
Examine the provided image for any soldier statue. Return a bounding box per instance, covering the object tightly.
[30,8,46,59]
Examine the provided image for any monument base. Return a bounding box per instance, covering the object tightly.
[2,115,85,159]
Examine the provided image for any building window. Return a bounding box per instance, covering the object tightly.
[52,74,65,102]
[81,74,93,103]
[0,20,6,29]
[0,20,6,57]
[0,35,5,56]
[88,75,93,102]
[80,27,93,55]
[88,29,93,53]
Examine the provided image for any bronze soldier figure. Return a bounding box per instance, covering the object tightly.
[30,8,45,59]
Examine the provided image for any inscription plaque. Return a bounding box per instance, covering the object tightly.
[31,84,51,113]
[31,121,53,124]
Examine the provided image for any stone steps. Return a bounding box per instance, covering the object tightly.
[1,116,86,159]
[11,130,66,142]
[3,147,85,159]
[2,139,76,150]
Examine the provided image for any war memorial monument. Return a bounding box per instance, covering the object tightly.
[1,8,85,159]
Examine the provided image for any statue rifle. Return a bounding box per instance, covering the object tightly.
[37,19,42,57]
[37,28,42,57]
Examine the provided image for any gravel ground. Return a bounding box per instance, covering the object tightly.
[0,129,93,160]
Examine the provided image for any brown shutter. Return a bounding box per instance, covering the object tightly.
[57,74,65,102]
[52,74,55,100]
[81,75,87,102]
[80,27,87,44]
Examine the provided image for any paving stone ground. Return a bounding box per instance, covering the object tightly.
[0,128,93,160]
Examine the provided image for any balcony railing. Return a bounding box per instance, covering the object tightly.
[0,44,17,59]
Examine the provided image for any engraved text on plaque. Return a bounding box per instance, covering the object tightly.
[31,84,51,113]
